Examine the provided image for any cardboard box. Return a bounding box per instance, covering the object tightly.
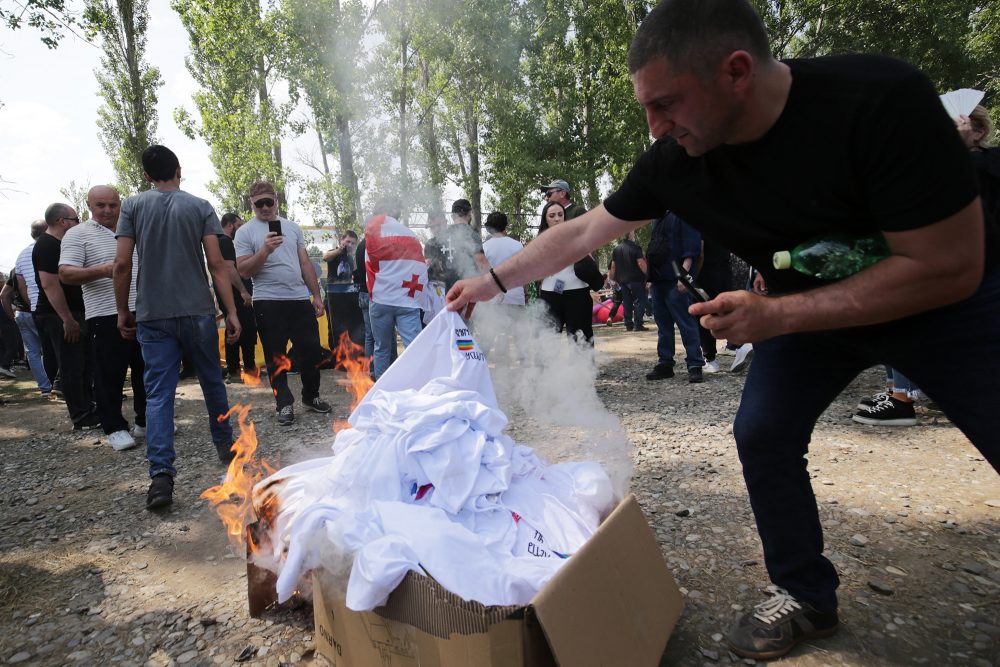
[314,494,683,666]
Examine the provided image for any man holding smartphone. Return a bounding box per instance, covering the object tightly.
[235,181,331,426]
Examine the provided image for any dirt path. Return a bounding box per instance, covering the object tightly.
[1,326,998,666]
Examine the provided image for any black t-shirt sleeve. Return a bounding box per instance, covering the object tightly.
[218,235,237,263]
[855,70,978,232]
[33,236,60,275]
[603,142,674,221]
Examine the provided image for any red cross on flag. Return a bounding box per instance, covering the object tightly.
[364,214,430,309]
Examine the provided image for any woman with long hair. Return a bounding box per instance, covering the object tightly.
[957,104,1000,228]
[536,201,594,342]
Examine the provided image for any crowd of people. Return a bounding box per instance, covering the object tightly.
[1,0,998,661]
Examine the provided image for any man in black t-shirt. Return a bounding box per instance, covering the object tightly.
[217,213,256,383]
[34,203,99,430]
[448,0,997,660]
[607,230,648,331]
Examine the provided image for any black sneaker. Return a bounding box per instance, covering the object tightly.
[688,367,704,383]
[73,413,102,431]
[852,396,917,426]
[303,397,332,414]
[856,391,891,410]
[727,586,839,660]
[634,325,649,332]
[146,473,174,510]
[625,325,634,332]
[276,405,294,426]
[645,363,674,381]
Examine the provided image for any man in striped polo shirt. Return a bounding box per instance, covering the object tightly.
[59,185,145,451]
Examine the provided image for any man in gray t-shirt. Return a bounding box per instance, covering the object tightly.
[235,180,331,426]
[114,145,241,511]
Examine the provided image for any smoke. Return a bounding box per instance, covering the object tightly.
[472,300,633,497]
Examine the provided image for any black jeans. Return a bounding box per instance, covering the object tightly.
[733,267,1000,614]
[540,288,594,343]
[254,300,323,409]
[696,262,732,361]
[0,309,20,367]
[89,314,146,434]
[220,295,258,376]
[35,311,94,425]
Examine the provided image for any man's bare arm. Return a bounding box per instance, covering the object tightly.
[692,197,986,342]
[59,262,113,285]
[113,237,136,315]
[0,283,15,321]
[16,275,30,311]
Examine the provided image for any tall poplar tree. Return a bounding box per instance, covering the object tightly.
[86,0,162,194]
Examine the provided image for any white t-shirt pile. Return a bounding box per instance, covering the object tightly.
[255,310,615,611]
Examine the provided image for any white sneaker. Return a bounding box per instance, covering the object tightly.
[704,359,721,373]
[730,343,754,373]
[108,430,137,451]
[0,367,16,379]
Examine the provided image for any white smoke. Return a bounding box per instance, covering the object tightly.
[472,300,633,497]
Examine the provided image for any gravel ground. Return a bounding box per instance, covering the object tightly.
[1,323,998,667]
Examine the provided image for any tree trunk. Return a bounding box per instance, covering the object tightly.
[335,113,361,227]
[465,104,481,230]
[398,2,410,207]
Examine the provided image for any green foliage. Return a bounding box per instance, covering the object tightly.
[172,0,289,213]
[85,0,162,196]
[59,180,91,221]
[1,0,81,48]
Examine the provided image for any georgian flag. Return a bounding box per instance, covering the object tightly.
[364,214,430,310]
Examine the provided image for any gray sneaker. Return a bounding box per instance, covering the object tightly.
[727,586,839,660]
[276,405,294,426]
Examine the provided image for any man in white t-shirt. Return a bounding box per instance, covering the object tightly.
[59,185,145,451]
[235,180,331,426]
[481,212,525,306]
[9,220,53,393]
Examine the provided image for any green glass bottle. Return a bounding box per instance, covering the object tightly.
[773,234,890,280]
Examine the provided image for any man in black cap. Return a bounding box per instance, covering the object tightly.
[423,200,488,291]
[540,179,587,220]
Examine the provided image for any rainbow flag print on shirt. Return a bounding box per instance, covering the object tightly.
[456,339,475,351]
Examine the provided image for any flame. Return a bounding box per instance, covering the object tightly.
[241,368,262,386]
[271,354,293,379]
[334,332,373,411]
[201,404,276,551]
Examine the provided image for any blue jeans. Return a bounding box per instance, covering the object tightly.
[15,310,50,392]
[358,292,374,358]
[885,366,918,396]
[137,316,233,478]
[369,302,422,378]
[620,281,648,328]
[649,281,704,369]
[733,267,1000,614]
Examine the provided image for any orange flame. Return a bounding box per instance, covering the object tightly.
[201,404,276,550]
[334,332,373,411]
[241,368,262,386]
[271,354,293,380]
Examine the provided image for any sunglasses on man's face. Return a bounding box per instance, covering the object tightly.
[253,198,276,208]
[544,190,557,198]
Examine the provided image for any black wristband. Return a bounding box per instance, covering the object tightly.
[489,267,508,293]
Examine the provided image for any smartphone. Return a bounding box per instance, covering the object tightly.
[268,220,283,237]
[671,260,711,303]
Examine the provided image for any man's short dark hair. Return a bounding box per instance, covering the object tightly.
[249,181,277,198]
[628,0,771,77]
[220,213,241,228]
[485,212,508,233]
[342,230,358,240]
[451,199,473,215]
[141,145,180,182]
[43,203,73,226]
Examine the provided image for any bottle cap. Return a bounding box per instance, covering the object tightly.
[773,251,791,270]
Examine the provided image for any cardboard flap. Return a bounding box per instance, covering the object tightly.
[531,494,683,667]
